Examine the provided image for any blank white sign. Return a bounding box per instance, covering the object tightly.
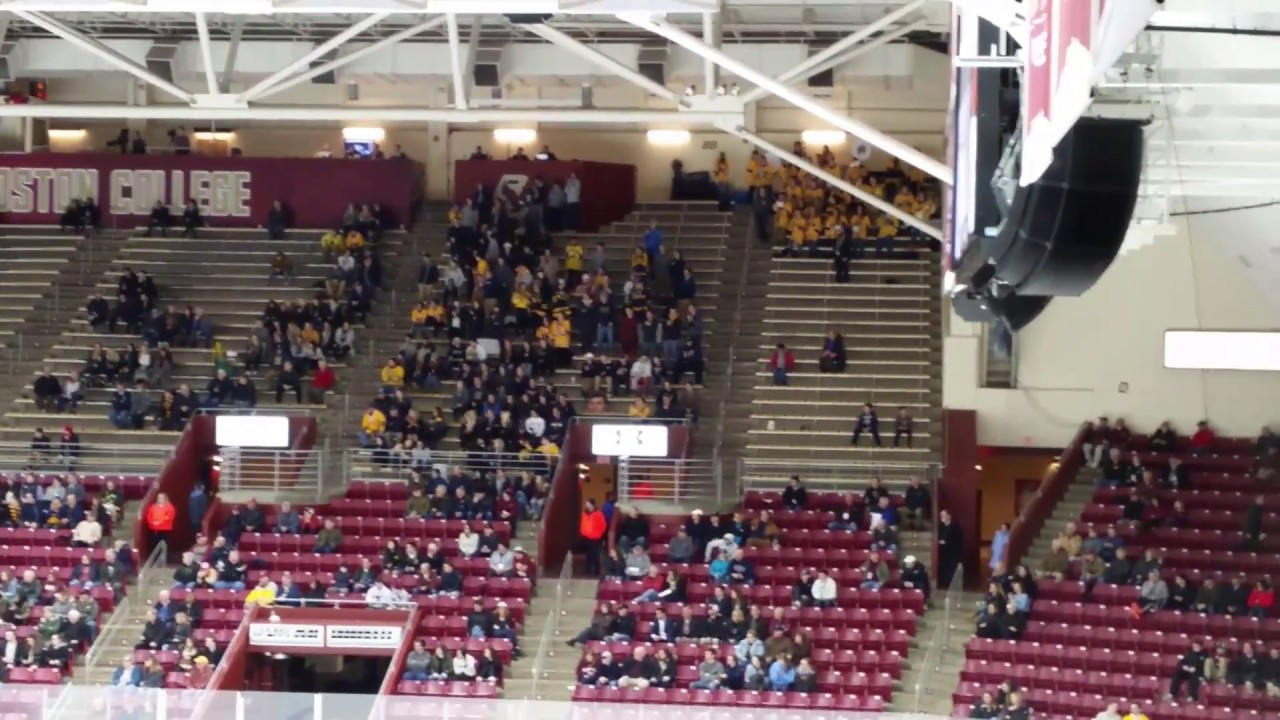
[215,415,291,448]
[1164,331,1280,371]
[591,424,669,457]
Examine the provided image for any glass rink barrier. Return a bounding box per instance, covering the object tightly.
[12,688,950,720]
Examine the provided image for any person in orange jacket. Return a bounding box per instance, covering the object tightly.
[579,500,607,576]
[145,492,176,550]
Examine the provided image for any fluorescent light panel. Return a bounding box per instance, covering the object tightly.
[1164,330,1280,371]
[646,129,691,146]
[493,128,536,144]
[801,129,847,145]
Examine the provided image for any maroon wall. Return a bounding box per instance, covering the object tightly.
[138,415,319,559]
[452,159,636,232]
[0,153,423,229]
[538,424,587,575]
[1005,422,1090,570]
[941,409,980,588]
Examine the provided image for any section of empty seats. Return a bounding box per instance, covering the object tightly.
[748,254,941,462]
[568,485,926,708]
[955,424,1280,719]
[348,206,730,477]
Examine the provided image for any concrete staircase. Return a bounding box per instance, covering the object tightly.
[1021,466,1097,570]
[743,252,944,464]
[696,218,776,465]
[891,590,985,715]
[505,577,597,701]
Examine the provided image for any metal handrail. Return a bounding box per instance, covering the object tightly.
[616,455,723,505]
[219,447,325,499]
[196,406,316,416]
[711,212,750,461]
[0,441,174,474]
[84,540,168,673]
[738,458,941,490]
[530,551,573,699]
[912,563,965,713]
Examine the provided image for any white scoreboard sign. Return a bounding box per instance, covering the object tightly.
[591,424,669,458]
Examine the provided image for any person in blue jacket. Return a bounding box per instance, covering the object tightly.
[768,656,796,691]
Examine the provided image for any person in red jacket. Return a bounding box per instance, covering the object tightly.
[1248,579,1274,619]
[1189,420,1217,456]
[308,359,337,405]
[767,342,796,386]
[579,500,606,576]
[145,492,176,550]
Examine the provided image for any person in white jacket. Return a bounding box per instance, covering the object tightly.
[630,356,653,395]
[457,526,479,557]
[811,570,838,608]
[451,651,477,680]
[524,410,546,439]
[364,580,402,609]
[1093,703,1122,720]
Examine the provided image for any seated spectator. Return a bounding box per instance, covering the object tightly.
[566,603,616,647]
[269,252,293,285]
[1189,419,1216,455]
[810,569,838,608]
[266,200,287,240]
[767,656,796,691]
[601,547,625,581]
[818,331,846,373]
[313,519,343,554]
[488,543,514,577]
[111,657,142,688]
[244,577,277,608]
[1227,643,1261,691]
[704,531,738,563]
[781,475,808,509]
[1037,539,1070,582]
[859,551,889,590]
[767,342,795,385]
[828,493,859,532]
[1248,579,1274,618]
[1167,640,1207,701]
[616,646,657,690]
[726,548,755,585]
[623,545,650,579]
[690,648,726,691]
[616,507,649,555]
[451,651,476,681]
[1132,570,1168,616]
[870,516,899,554]
[971,692,1003,719]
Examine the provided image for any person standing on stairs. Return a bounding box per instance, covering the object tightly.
[145,493,176,553]
[579,500,607,576]
[937,509,964,589]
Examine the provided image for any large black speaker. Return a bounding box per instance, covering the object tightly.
[991,117,1144,296]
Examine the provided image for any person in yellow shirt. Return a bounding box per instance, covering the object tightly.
[630,247,649,273]
[628,396,652,419]
[549,316,571,366]
[299,322,320,346]
[536,436,560,459]
[564,240,584,279]
[875,215,900,257]
[713,152,731,208]
[380,358,405,388]
[448,204,462,225]
[745,151,762,191]
[511,285,532,330]
[320,229,344,260]
[344,229,365,251]
[846,161,868,183]
[410,302,431,338]
[359,406,386,446]
[244,577,277,608]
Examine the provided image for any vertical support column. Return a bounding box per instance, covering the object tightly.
[424,121,452,202]
[22,118,32,152]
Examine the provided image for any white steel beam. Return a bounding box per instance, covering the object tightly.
[463,17,481,100]
[521,24,684,105]
[722,124,943,241]
[238,12,390,103]
[13,10,195,104]
[738,0,926,105]
[950,0,1029,46]
[0,104,741,125]
[250,16,446,102]
[445,14,467,110]
[220,18,244,93]
[623,13,952,184]
[800,20,926,83]
[194,12,219,95]
[701,13,717,98]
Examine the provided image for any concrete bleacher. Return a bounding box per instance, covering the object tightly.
[0,227,404,472]
[744,252,942,466]
[347,202,738,477]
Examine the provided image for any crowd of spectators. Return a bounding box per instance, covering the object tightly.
[0,473,134,683]
[966,418,1280,717]
[731,143,939,258]
[122,588,222,689]
[568,475,933,698]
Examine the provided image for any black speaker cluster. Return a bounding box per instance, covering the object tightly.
[952,117,1146,332]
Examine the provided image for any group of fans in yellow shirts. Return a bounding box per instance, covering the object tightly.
[714,142,940,252]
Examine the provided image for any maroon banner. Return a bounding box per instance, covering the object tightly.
[452,159,636,233]
[0,152,424,229]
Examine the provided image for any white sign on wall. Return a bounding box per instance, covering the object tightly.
[215,415,291,448]
[591,424,669,457]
